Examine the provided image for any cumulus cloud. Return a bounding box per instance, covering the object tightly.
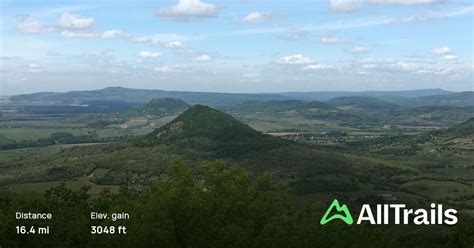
[362,63,377,69]
[60,30,95,38]
[280,54,312,64]
[330,0,441,12]
[155,65,183,73]
[194,54,211,61]
[156,0,218,21]
[443,54,458,60]
[58,12,94,29]
[432,47,450,55]
[241,12,273,24]
[368,0,440,5]
[102,30,123,39]
[330,0,361,12]
[397,61,418,71]
[28,63,43,73]
[320,35,345,44]
[303,64,334,70]
[139,51,161,58]
[351,46,370,53]
[166,41,184,48]
[431,47,458,60]
[16,18,55,34]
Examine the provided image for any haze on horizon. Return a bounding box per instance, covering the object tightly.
[1,0,473,95]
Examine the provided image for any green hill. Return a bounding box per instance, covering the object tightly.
[141,105,291,158]
[446,117,474,137]
[137,98,189,117]
[350,117,474,156]
[408,91,474,107]
[229,100,334,115]
[326,96,400,111]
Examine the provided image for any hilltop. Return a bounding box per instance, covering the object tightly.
[137,98,189,117]
[140,105,290,158]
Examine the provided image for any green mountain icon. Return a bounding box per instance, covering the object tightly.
[320,199,353,225]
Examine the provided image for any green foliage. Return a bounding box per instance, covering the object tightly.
[447,221,474,248]
[139,98,189,117]
[327,96,400,111]
[0,161,400,247]
[140,105,292,158]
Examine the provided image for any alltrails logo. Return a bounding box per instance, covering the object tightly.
[320,199,353,225]
[320,199,458,225]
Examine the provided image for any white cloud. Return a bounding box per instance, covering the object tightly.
[330,0,361,12]
[166,41,184,48]
[139,51,161,58]
[102,30,123,39]
[397,61,418,71]
[16,18,55,34]
[194,54,211,61]
[368,0,440,5]
[28,63,43,73]
[280,54,312,64]
[331,0,441,12]
[58,12,94,29]
[155,65,183,73]
[320,35,345,44]
[351,46,370,53]
[362,63,377,69]
[241,12,273,24]
[431,47,458,60]
[444,54,458,60]
[432,47,450,55]
[60,30,95,38]
[156,0,218,21]
[303,64,334,70]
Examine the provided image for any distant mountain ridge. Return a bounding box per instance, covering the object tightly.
[276,88,451,101]
[10,87,288,108]
[10,87,464,108]
[326,96,400,111]
[229,100,334,115]
[406,91,474,107]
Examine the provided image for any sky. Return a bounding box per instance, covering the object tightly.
[0,0,473,95]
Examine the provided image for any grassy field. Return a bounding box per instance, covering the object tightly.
[9,178,120,194]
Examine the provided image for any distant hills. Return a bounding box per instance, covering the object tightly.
[351,117,474,155]
[276,88,451,101]
[10,87,287,108]
[229,100,334,115]
[10,87,471,108]
[326,96,399,111]
[406,91,474,107]
[137,98,189,117]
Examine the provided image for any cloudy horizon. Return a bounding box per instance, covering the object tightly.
[1,0,473,95]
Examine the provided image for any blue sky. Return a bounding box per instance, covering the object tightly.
[1,0,473,94]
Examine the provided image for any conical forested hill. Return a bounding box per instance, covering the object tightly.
[139,105,291,158]
[138,98,189,117]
